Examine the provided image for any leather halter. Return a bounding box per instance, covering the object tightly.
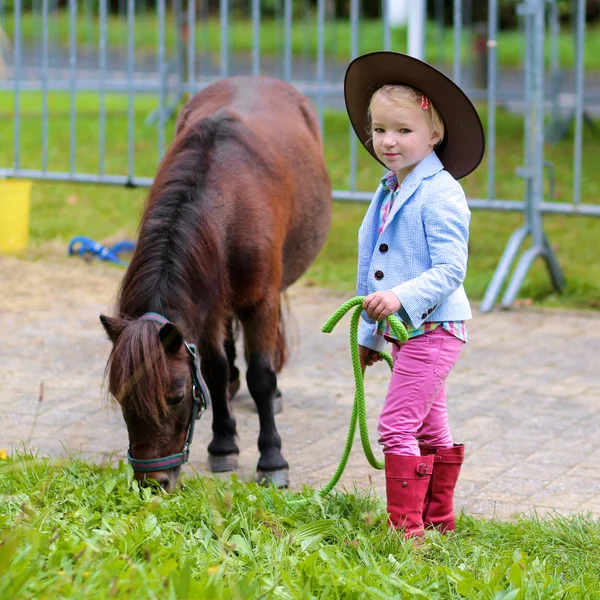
[126,312,210,473]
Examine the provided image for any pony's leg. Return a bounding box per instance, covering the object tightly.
[241,302,289,487]
[204,347,240,472]
[224,318,241,399]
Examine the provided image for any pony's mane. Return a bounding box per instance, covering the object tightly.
[106,319,170,424]
[117,111,262,322]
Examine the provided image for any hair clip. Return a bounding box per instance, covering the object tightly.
[421,95,430,110]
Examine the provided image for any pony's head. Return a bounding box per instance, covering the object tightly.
[100,313,208,492]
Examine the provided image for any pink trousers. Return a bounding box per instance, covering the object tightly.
[378,327,463,456]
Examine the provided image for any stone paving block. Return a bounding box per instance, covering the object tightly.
[526,490,593,509]
[475,438,544,455]
[480,477,551,501]
[529,446,594,465]
[503,462,571,481]
[0,411,37,428]
[543,476,600,496]
[459,463,511,482]
[464,450,529,469]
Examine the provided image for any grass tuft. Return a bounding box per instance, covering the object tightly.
[1,453,600,598]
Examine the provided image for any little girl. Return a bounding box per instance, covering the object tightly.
[344,51,485,538]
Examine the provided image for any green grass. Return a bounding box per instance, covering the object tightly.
[1,90,600,310]
[3,12,600,69]
[1,453,599,598]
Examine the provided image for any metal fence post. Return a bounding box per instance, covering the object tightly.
[481,0,565,312]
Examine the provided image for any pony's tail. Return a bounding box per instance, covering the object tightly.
[274,295,289,373]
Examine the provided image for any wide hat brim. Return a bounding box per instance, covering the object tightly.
[344,51,485,180]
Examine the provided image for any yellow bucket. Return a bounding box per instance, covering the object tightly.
[0,179,32,254]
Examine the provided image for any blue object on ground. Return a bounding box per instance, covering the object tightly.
[67,236,136,267]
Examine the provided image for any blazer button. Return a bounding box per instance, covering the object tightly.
[374,270,384,280]
[427,308,433,315]
[379,243,389,253]
[421,313,427,319]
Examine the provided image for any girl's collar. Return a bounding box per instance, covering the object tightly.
[381,151,442,193]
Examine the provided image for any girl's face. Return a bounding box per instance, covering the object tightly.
[370,95,441,180]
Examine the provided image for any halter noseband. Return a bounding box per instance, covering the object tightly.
[126,312,211,473]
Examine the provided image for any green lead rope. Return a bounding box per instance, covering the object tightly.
[317,296,408,496]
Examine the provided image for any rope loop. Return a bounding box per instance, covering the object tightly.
[317,296,408,495]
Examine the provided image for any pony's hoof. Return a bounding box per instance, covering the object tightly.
[208,453,239,473]
[256,468,289,488]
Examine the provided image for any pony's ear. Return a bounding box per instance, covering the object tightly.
[159,322,184,355]
[100,315,126,343]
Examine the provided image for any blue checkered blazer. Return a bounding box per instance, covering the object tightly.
[357,152,472,351]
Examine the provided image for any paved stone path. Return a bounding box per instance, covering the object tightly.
[2,255,600,520]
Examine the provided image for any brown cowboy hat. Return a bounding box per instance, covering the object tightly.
[344,51,485,180]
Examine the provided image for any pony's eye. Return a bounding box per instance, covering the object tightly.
[167,394,185,407]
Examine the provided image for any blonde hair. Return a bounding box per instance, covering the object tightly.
[367,85,445,147]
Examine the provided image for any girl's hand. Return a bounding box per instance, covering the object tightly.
[359,344,383,371]
[363,291,401,321]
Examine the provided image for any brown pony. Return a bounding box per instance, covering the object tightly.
[100,76,331,492]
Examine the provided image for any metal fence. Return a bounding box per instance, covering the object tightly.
[0,0,598,309]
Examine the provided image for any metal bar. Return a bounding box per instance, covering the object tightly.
[188,0,196,94]
[69,0,77,176]
[480,225,530,312]
[349,0,359,193]
[541,232,566,290]
[200,0,210,78]
[220,0,229,77]
[573,0,585,206]
[0,169,154,187]
[0,80,531,100]
[284,0,293,81]
[408,0,426,59]
[521,0,533,225]
[453,0,462,85]
[252,0,260,75]
[487,0,498,201]
[435,0,445,67]
[13,0,23,171]
[530,0,545,246]
[316,0,326,133]
[158,0,166,160]
[127,0,135,182]
[382,0,391,51]
[548,0,561,132]
[173,0,185,100]
[0,165,592,218]
[85,0,93,51]
[330,192,600,215]
[302,0,310,80]
[99,0,107,177]
[33,0,41,69]
[500,245,542,307]
[42,0,49,172]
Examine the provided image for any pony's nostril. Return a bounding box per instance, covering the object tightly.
[156,474,171,491]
